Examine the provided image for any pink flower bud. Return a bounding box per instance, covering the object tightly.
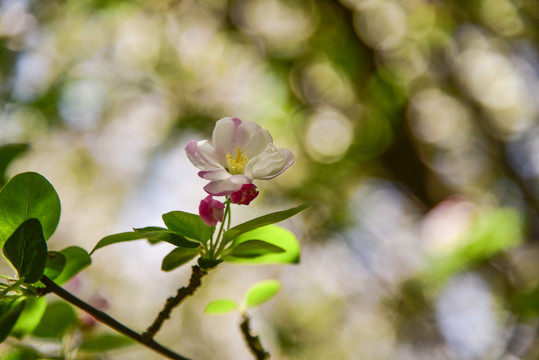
[230,184,259,205]
[199,195,225,226]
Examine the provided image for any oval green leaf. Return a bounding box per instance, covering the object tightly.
[244,280,281,309]
[0,172,61,247]
[11,296,47,338]
[223,225,300,265]
[43,251,66,280]
[2,346,42,360]
[53,246,91,285]
[90,232,145,255]
[223,204,311,243]
[225,240,285,259]
[198,257,222,270]
[161,247,198,272]
[3,219,48,284]
[204,299,238,314]
[162,211,212,243]
[33,301,78,339]
[134,227,199,248]
[0,297,25,342]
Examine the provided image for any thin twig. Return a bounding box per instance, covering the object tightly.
[142,265,207,341]
[39,275,192,360]
[240,314,270,360]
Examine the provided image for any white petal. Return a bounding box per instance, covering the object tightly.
[245,144,294,180]
[199,169,230,181]
[234,121,273,158]
[185,140,221,171]
[203,175,251,196]
[212,117,240,161]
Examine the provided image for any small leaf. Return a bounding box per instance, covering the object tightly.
[223,204,311,243]
[162,211,212,243]
[205,299,238,314]
[0,297,25,342]
[79,333,134,352]
[43,251,66,280]
[224,225,300,265]
[161,247,198,272]
[53,246,91,285]
[2,345,42,360]
[33,301,78,339]
[244,280,281,309]
[0,144,29,186]
[197,257,222,270]
[134,227,199,248]
[0,172,61,247]
[3,219,48,283]
[90,232,144,255]
[10,296,47,338]
[225,240,285,259]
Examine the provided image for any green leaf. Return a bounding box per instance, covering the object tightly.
[53,246,91,285]
[162,211,212,243]
[10,296,47,338]
[0,172,61,247]
[224,225,300,265]
[204,299,238,314]
[161,247,198,271]
[43,251,66,280]
[244,280,281,309]
[2,345,42,360]
[79,333,134,352]
[0,144,29,186]
[0,297,25,342]
[225,240,285,259]
[32,301,78,339]
[90,232,144,255]
[223,204,311,243]
[198,257,222,269]
[134,227,199,248]
[3,219,48,283]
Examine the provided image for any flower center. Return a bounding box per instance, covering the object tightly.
[226,147,248,175]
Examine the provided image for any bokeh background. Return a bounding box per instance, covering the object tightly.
[1,0,539,359]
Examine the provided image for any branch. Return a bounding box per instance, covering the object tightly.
[142,265,207,341]
[240,315,270,360]
[39,275,192,360]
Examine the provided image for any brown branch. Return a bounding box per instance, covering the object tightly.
[142,265,207,341]
[240,315,270,360]
[39,275,192,360]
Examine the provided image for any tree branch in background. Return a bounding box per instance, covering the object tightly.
[39,275,192,360]
[142,265,207,341]
[240,314,270,360]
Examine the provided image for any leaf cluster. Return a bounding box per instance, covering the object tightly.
[0,171,125,355]
[92,205,310,271]
[205,280,282,315]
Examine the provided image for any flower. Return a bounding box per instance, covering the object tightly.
[186,117,294,196]
[230,183,259,205]
[199,195,225,226]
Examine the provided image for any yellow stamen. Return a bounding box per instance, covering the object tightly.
[226,147,248,175]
